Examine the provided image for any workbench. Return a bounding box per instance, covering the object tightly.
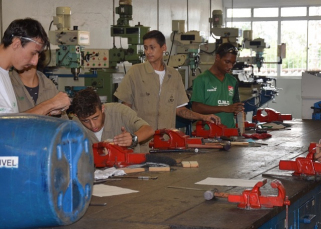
[58,119,321,229]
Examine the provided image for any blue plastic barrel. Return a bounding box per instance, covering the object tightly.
[0,114,94,229]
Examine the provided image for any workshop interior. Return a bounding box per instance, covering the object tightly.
[1,0,321,228]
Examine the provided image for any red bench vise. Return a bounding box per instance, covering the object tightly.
[149,128,203,150]
[191,121,239,138]
[92,142,146,168]
[228,179,290,209]
[279,142,321,177]
[252,108,292,123]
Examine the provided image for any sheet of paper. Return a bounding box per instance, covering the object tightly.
[195,177,260,187]
[93,184,139,197]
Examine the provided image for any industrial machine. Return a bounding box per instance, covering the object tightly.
[109,0,150,67]
[48,7,90,80]
[83,0,150,102]
[233,28,286,113]
[209,10,242,49]
[164,20,206,77]
[233,35,285,116]
[45,1,150,103]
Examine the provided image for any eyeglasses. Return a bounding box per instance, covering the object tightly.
[19,36,44,46]
[216,46,238,56]
[12,35,44,46]
[226,47,238,54]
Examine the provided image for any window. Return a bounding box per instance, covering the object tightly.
[309,6,321,16]
[252,21,278,76]
[225,21,251,56]
[308,20,321,70]
[227,8,251,18]
[254,8,278,17]
[281,7,307,17]
[225,6,321,77]
[281,21,307,76]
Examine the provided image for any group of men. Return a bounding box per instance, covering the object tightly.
[0,17,247,154]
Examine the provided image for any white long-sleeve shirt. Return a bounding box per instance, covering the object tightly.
[0,67,18,113]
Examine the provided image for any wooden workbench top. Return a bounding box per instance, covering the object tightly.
[58,119,321,229]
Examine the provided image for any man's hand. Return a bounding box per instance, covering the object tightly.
[113,127,132,147]
[314,144,321,162]
[26,91,71,116]
[48,92,71,115]
[201,114,221,124]
[224,102,244,114]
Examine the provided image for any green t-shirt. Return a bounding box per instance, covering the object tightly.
[191,70,239,128]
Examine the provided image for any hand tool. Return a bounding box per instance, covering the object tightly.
[227,141,268,147]
[150,148,216,154]
[94,179,121,184]
[89,202,107,206]
[228,179,290,209]
[95,176,158,182]
[149,128,231,151]
[149,148,199,153]
[204,139,267,147]
[203,189,230,200]
[279,142,321,177]
[252,108,292,123]
[187,143,231,151]
[167,186,208,191]
[168,179,290,209]
[117,176,158,180]
[167,186,228,200]
[92,141,176,168]
[192,121,239,138]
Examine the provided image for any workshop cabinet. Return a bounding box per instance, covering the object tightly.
[260,186,321,229]
[317,191,321,222]
[296,197,317,228]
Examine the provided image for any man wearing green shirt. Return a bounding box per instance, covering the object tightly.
[191,43,244,128]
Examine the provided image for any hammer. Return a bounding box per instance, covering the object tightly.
[149,148,200,153]
[167,186,229,200]
[204,189,229,200]
[188,141,232,151]
[149,142,231,153]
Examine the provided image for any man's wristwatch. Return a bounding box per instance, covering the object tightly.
[130,133,138,148]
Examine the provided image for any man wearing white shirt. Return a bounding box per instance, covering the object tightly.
[114,30,221,131]
[0,18,70,115]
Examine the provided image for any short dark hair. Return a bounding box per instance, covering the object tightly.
[143,30,166,47]
[216,43,238,58]
[72,88,102,119]
[2,18,49,50]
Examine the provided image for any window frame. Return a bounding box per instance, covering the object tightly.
[224,6,321,77]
